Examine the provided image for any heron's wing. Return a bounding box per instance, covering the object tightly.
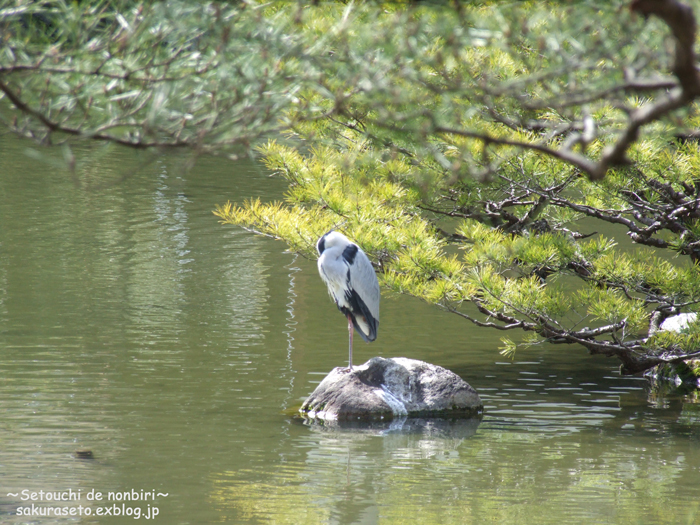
[346,249,380,338]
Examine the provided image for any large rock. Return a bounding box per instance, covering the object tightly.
[300,357,483,421]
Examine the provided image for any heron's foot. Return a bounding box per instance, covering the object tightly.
[340,366,353,374]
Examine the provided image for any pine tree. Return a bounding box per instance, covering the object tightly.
[215,1,700,377]
[4,1,700,378]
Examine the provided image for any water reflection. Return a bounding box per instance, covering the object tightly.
[299,415,482,439]
[477,360,650,435]
[279,253,301,410]
[1,134,700,524]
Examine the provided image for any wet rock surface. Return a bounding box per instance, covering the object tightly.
[300,357,483,421]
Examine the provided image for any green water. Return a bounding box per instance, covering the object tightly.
[0,133,699,524]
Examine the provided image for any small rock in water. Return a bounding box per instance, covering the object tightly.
[300,357,482,421]
[660,312,698,333]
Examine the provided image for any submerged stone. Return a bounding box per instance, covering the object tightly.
[300,357,483,421]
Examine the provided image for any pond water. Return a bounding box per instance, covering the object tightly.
[0,133,699,524]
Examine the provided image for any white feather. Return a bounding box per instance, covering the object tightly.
[317,231,379,340]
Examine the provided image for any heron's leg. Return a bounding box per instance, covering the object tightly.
[347,314,354,371]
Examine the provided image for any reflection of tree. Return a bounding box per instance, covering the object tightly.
[209,349,699,524]
[0,259,6,323]
[210,413,699,524]
[0,136,281,520]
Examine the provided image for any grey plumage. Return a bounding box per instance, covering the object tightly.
[316,231,380,369]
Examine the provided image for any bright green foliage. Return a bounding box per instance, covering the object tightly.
[217,130,700,374]
[215,141,430,256]
[6,1,700,375]
[216,1,700,375]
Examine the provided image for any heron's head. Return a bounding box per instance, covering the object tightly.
[316,230,350,256]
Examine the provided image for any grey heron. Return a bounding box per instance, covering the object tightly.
[316,231,380,371]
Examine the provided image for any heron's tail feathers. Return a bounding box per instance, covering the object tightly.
[345,310,378,342]
[340,288,379,342]
[355,315,378,342]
